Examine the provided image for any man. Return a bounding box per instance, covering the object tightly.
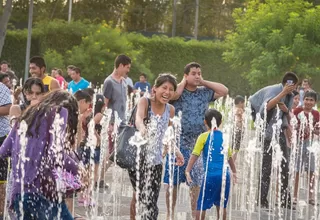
[0,73,11,89]
[249,72,298,209]
[103,54,131,125]
[134,73,151,96]
[0,61,8,73]
[0,80,12,219]
[67,67,90,94]
[66,65,75,82]
[163,62,229,219]
[299,79,312,106]
[29,56,60,92]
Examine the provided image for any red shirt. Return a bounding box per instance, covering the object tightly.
[293,107,320,140]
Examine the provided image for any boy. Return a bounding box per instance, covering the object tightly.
[185,109,236,220]
[232,95,245,161]
[293,90,320,205]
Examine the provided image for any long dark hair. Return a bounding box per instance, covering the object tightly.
[20,90,79,146]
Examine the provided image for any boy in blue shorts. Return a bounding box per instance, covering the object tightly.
[185,108,237,220]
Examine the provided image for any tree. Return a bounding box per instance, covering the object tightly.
[0,0,13,57]
[224,0,320,91]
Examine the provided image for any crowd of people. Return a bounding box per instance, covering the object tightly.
[0,54,318,220]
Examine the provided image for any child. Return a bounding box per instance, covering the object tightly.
[185,108,237,220]
[232,95,245,161]
[293,90,320,205]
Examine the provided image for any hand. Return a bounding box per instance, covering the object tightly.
[278,103,288,113]
[181,76,187,87]
[232,172,238,184]
[175,150,184,166]
[282,84,296,95]
[185,171,193,184]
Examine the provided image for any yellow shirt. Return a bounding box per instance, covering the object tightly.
[42,75,54,92]
[192,131,233,158]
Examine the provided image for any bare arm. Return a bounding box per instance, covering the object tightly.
[185,154,199,173]
[50,78,60,90]
[228,157,237,174]
[104,98,109,108]
[171,77,186,101]
[200,79,229,99]
[266,84,295,111]
[0,104,11,116]
[135,97,148,134]
[9,105,21,119]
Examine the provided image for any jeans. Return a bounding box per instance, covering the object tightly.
[13,193,73,220]
[259,133,291,207]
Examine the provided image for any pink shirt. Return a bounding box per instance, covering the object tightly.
[56,76,65,88]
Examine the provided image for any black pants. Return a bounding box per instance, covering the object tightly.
[128,163,162,220]
[259,133,291,207]
[0,136,8,182]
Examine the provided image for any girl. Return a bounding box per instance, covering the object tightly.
[129,73,184,220]
[0,90,83,219]
[10,77,45,120]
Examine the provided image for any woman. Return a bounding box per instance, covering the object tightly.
[10,77,45,120]
[129,73,184,220]
[0,90,83,219]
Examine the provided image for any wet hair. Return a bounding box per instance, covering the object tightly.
[234,95,245,105]
[0,73,9,82]
[282,72,299,85]
[94,94,105,116]
[140,73,147,79]
[84,88,95,97]
[30,56,46,69]
[304,90,317,102]
[74,90,92,103]
[205,108,222,129]
[73,67,81,74]
[154,73,177,91]
[184,62,201,75]
[0,61,8,65]
[292,90,299,96]
[20,90,79,146]
[22,77,45,94]
[114,54,131,68]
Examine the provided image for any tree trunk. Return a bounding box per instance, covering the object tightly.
[0,0,13,58]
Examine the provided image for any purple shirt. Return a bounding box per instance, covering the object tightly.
[0,107,78,202]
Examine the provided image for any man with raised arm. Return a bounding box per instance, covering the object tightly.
[163,62,228,219]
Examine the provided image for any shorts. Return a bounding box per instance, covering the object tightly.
[163,147,204,187]
[78,145,101,165]
[197,172,231,210]
[295,140,315,172]
[0,136,8,182]
[128,163,162,220]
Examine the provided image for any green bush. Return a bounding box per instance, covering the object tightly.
[44,49,64,72]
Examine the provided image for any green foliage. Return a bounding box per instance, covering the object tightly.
[44,49,64,72]
[67,23,151,85]
[224,0,320,91]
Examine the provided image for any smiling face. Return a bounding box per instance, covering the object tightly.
[293,94,300,109]
[303,96,316,111]
[185,67,201,87]
[29,63,45,78]
[153,81,175,104]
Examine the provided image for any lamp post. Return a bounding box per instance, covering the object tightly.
[24,0,33,82]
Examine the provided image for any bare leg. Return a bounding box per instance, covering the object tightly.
[232,152,238,162]
[196,210,206,220]
[65,197,74,216]
[190,186,201,219]
[94,164,99,183]
[216,206,220,220]
[223,208,227,220]
[165,184,178,220]
[293,172,300,201]
[130,192,136,220]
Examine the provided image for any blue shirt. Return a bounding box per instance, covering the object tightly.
[134,82,151,93]
[172,87,215,150]
[68,78,90,94]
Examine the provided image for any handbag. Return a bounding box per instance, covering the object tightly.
[109,98,151,169]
